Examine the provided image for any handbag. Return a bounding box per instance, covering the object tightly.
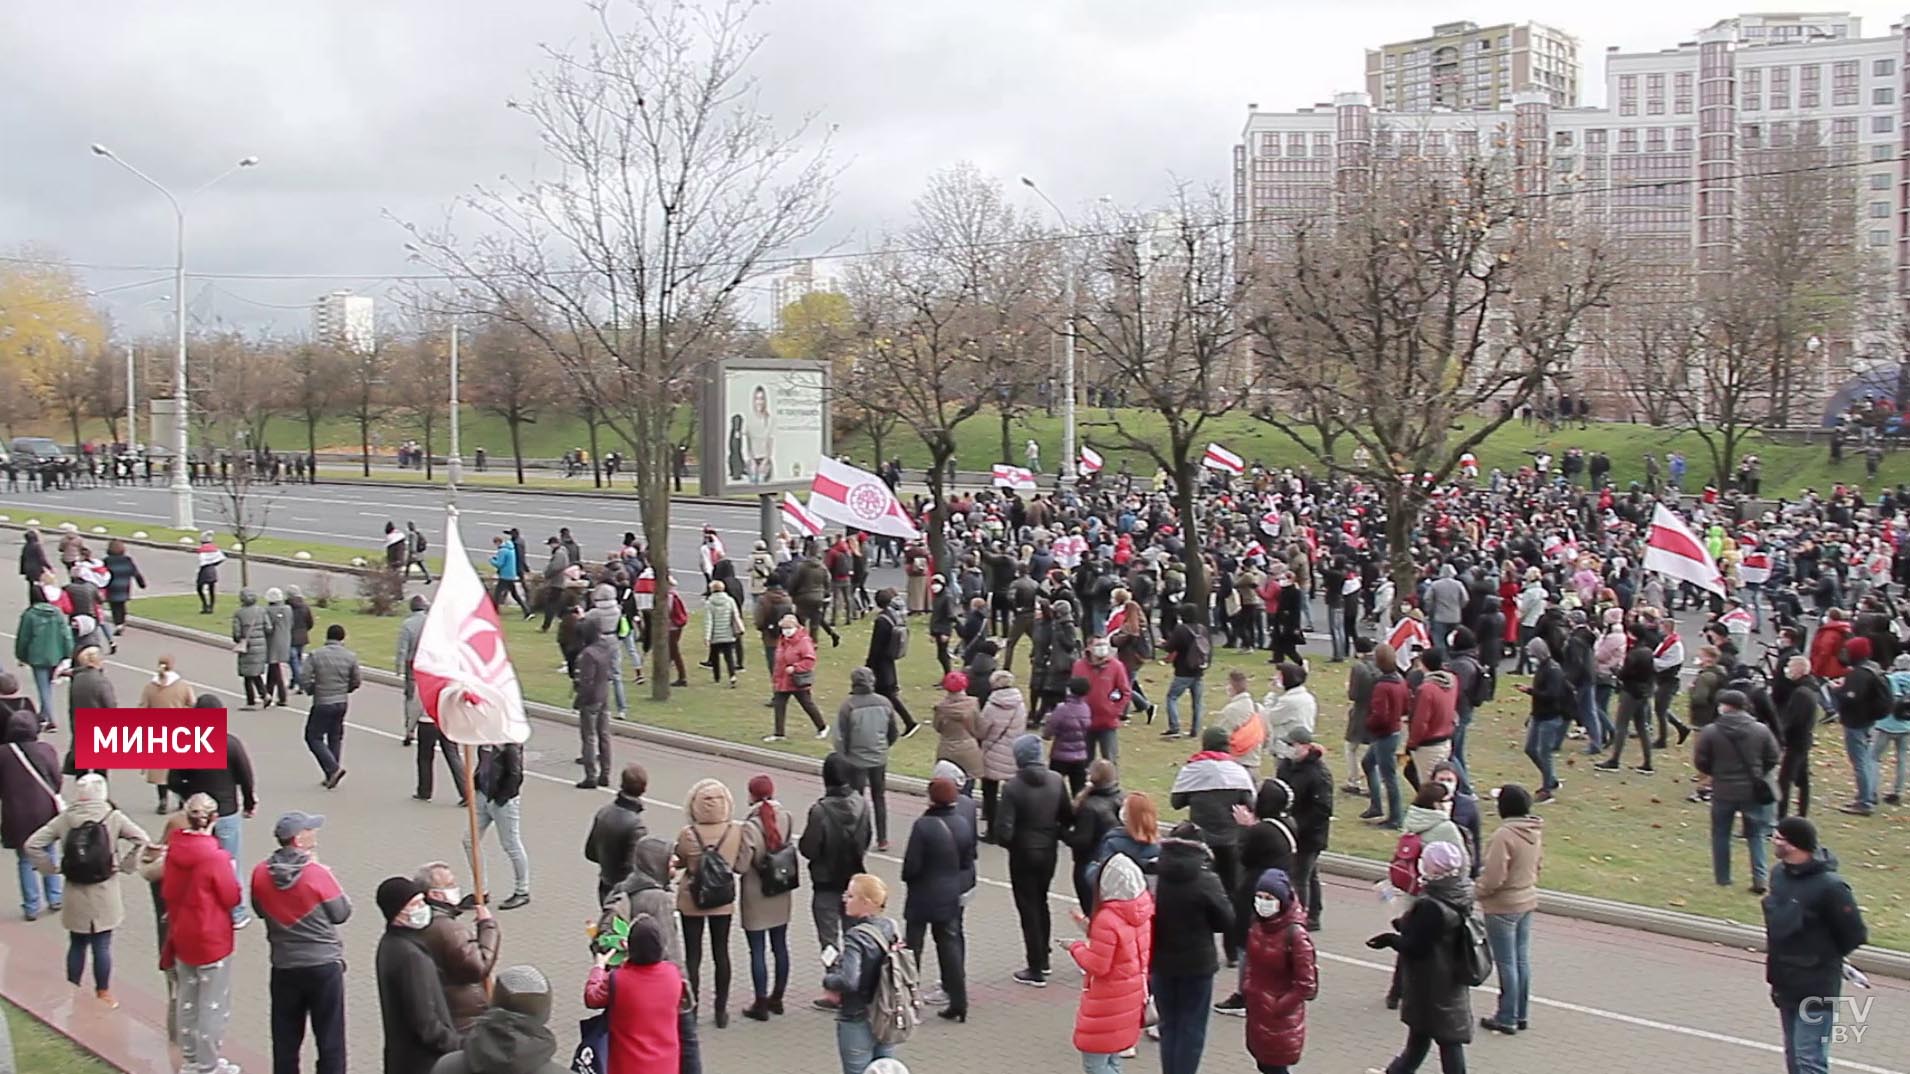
[1721,726,1778,806]
[8,743,64,811]
[792,669,815,689]
[572,974,612,1074]
[758,843,801,897]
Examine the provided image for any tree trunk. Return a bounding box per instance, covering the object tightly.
[1384,484,1418,616]
[925,446,953,577]
[68,412,83,459]
[359,416,371,477]
[423,418,435,481]
[869,421,887,471]
[637,407,675,703]
[305,414,319,472]
[999,412,1012,469]
[239,548,251,588]
[509,417,526,484]
[587,414,603,489]
[1172,456,1210,616]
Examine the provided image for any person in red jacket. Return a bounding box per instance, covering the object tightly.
[1809,611,1853,685]
[161,793,241,1074]
[1407,650,1460,781]
[1361,644,1412,829]
[1067,853,1154,1072]
[583,913,698,1074]
[1071,635,1133,764]
[1242,868,1318,1074]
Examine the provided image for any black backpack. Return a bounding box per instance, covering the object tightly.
[61,815,116,885]
[688,835,737,910]
[1188,628,1213,672]
[411,530,428,554]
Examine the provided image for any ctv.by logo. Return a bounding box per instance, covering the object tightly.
[1799,996,1873,1044]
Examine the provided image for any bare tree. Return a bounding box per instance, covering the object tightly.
[1671,290,1778,488]
[406,0,833,701]
[392,327,452,480]
[287,342,347,469]
[31,336,98,451]
[466,312,557,483]
[337,338,390,477]
[1607,301,1694,427]
[210,430,274,588]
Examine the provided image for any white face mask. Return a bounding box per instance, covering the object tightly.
[1253,894,1281,919]
[403,903,432,929]
[781,625,798,637]
[1092,643,1112,660]
[434,887,461,907]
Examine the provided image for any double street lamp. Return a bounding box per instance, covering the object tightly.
[91,144,259,529]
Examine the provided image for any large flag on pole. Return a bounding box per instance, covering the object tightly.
[1078,446,1105,474]
[809,456,922,540]
[1644,503,1726,597]
[413,510,532,745]
[1202,442,1245,475]
[991,464,1037,490]
[780,493,823,537]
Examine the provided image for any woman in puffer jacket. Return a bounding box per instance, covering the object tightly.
[975,670,1026,841]
[1241,868,1318,1074]
[1066,852,1154,1072]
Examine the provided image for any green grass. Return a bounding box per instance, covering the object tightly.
[0,509,436,576]
[2,1001,117,1074]
[136,593,1910,950]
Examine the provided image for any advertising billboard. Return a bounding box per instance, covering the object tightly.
[701,358,831,497]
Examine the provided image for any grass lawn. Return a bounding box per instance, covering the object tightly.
[2,1001,116,1074]
[137,593,1910,950]
[0,510,438,577]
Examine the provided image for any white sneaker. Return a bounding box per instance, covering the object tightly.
[1119,1046,1137,1058]
[814,727,830,740]
[762,735,788,743]
[921,985,948,1005]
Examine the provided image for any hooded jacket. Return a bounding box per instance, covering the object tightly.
[833,667,894,769]
[1381,875,1476,1044]
[0,711,60,849]
[264,594,294,663]
[798,755,872,888]
[1275,746,1334,853]
[1042,695,1092,765]
[999,736,1072,852]
[977,687,1028,780]
[1407,670,1458,748]
[231,589,270,676]
[599,837,685,970]
[1149,836,1232,977]
[1243,894,1317,1068]
[1764,848,1868,1005]
[1693,708,1781,806]
[428,1008,566,1074]
[1402,804,1466,858]
[1367,670,1409,739]
[1070,652,1132,732]
[24,781,149,934]
[1068,855,1154,1055]
[13,601,74,669]
[250,845,351,968]
[674,778,744,917]
[160,827,241,967]
[1474,815,1544,914]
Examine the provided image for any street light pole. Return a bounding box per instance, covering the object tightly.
[124,343,136,451]
[92,144,258,530]
[1022,176,1077,486]
[448,318,462,501]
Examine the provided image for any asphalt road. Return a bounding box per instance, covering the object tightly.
[0,545,1902,1074]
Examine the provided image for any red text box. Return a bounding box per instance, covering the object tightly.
[74,709,227,770]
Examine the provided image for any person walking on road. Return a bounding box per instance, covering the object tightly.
[396,595,430,746]
[139,656,194,813]
[584,763,649,902]
[161,793,242,1074]
[1474,784,1543,1036]
[166,697,256,930]
[404,521,433,583]
[231,588,272,709]
[194,531,225,614]
[800,754,872,1004]
[675,777,745,1028]
[1764,816,1870,1074]
[489,534,529,617]
[18,529,50,604]
[251,811,351,1074]
[373,875,462,1074]
[101,539,145,630]
[465,742,532,911]
[1,705,63,920]
[835,666,898,851]
[573,620,614,790]
[1364,840,1474,1074]
[65,645,117,736]
[285,585,315,692]
[25,773,151,1008]
[299,625,361,790]
[263,588,293,707]
[1000,732,1073,987]
[768,614,826,742]
[738,774,795,1022]
[1242,868,1318,1074]
[15,587,73,724]
[416,861,501,1034]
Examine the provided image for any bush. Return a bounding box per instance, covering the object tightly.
[357,569,407,617]
[308,572,337,609]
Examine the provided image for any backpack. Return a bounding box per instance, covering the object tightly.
[410,530,427,554]
[687,835,737,911]
[1228,708,1267,758]
[851,921,921,1046]
[1188,629,1213,672]
[887,614,909,660]
[757,843,801,897]
[1386,830,1425,895]
[1452,903,1494,986]
[61,815,116,885]
[1461,657,1493,708]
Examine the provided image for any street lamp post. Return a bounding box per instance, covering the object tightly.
[92,144,258,530]
[1021,176,1077,486]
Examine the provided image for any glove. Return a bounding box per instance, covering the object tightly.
[1365,933,1395,951]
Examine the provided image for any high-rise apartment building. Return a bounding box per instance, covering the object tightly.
[1365,20,1581,111]
[769,259,838,333]
[311,290,375,353]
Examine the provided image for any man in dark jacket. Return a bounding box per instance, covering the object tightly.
[1600,626,1658,773]
[252,811,351,1074]
[866,589,917,736]
[1831,636,1889,816]
[0,706,63,919]
[415,861,501,1033]
[429,964,568,1074]
[1693,690,1782,893]
[1150,824,1233,1074]
[1772,655,1820,818]
[466,743,531,911]
[584,763,649,903]
[798,752,872,993]
[900,776,976,1019]
[1173,725,1257,926]
[1764,817,1868,1074]
[373,876,461,1074]
[573,621,614,789]
[168,713,257,928]
[998,733,1072,986]
[1276,729,1334,930]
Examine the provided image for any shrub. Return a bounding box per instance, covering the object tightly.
[357,569,407,617]
[308,572,337,609]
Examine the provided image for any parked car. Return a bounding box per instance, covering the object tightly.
[8,437,67,472]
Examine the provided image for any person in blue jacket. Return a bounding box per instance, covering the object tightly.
[489,534,528,615]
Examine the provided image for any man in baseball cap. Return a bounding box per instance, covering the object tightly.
[251,810,351,1074]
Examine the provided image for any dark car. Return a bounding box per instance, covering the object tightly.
[8,437,67,473]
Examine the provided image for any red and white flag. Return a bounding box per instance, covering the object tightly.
[414,512,531,746]
[1202,442,1245,476]
[992,463,1037,490]
[1078,446,1105,474]
[1260,509,1282,537]
[1738,549,1772,586]
[1644,504,1725,597]
[1386,616,1431,665]
[809,457,922,540]
[1242,540,1265,560]
[780,493,823,538]
[1720,606,1755,633]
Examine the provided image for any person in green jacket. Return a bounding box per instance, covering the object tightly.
[13,591,73,727]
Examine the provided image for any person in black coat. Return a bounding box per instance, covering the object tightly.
[901,776,977,1021]
[374,876,462,1074]
[998,733,1072,986]
[1149,825,1234,1074]
[584,763,649,903]
[866,588,916,734]
[1365,841,1474,1073]
[1064,759,1123,911]
[1771,655,1820,818]
[18,530,48,603]
[1275,731,1334,930]
[1214,777,1298,1014]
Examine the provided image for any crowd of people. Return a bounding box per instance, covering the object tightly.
[1,439,1901,1074]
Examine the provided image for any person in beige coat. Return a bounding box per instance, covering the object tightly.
[25,773,151,1007]
[737,773,795,1022]
[139,656,197,814]
[931,672,984,785]
[1474,783,1545,1035]
[675,777,745,1027]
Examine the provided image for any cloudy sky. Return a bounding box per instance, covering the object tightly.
[3,1,1905,336]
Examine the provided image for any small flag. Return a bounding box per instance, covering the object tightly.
[1720,606,1754,633]
[1242,540,1265,560]
[1260,509,1282,537]
[1079,446,1104,474]
[809,457,922,540]
[1386,616,1431,665]
[1202,443,1245,476]
[1738,550,1772,586]
[1644,504,1725,597]
[413,512,531,746]
[780,493,823,537]
[991,463,1037,490]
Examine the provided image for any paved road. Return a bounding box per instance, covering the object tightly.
[0,545,1903,1074]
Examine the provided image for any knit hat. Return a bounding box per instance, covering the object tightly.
[1255,867,1294,909]
[1497,784,1533,818]
[747,775,775,803]
[1777,816,1820,854]
[1098,853,1145,902]
[376,876,426,921]
[73,773,108,804]
[931,759,968,784]
[941,671,969,693]
[1200,725,1230,752]
[1417,841,1467,881]
[1846,636,1873,662]
[822,753,852,791]
[1525,636,1551,662]
[1012,733,1043,769]
[628,914,667,965]
[492,964,553,1024]
[929,777,959,806]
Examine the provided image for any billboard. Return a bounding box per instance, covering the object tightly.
[701,358,831,496]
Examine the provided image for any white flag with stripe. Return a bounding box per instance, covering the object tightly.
[1202,442,1245,475]
[780,493,823,537]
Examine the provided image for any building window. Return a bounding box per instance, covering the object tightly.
[1876,57,1895,77]
[1835,117,1859,143]
[1743,123,1762,147]
[1769,66,1790,110]
[1288,133,1306,156]
[1674,126,1694,152]
[1871,172,1892,189]
[1874,143,1895,160]
[1870,200,1891,218]
[1876,87,1894,105]
[1674,72,1694,113]
[1314,132,1332,157]
[1261,133,1280,156]
[1875,115,1894,133]
[1833,60,1860,105]
[1873,229,1891,246]
[1586,129,1607,151]
[1800,64,1820,108]
[1618,128,1637,153]
[1554,130,1575,148]
[1646,127,1666,152]
[1619,74,1637,116]
[1647,72,1665,114]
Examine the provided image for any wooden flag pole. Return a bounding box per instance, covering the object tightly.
[460,742,493,995]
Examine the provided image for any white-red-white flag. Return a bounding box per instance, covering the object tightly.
[1202,442,1245,476]
[1260,509,1282,537]
[780,493,823,537]
[415,511,531,746]
[1078,446,1105,474]
[1738,549,1772,586]
[992,463,1037,490]
[1644,503,1725,597]
[1720,606,1755,633]
[1386,616,1431,665]
[809,457,921,540]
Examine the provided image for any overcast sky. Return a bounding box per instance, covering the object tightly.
[4,1,1905,336]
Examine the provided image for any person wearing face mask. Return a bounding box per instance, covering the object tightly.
[1241,868,1318,1074]
[1072,633,1132,763]
[251,812,351,1074]
[767,614,826,742]
[413,861,500,1033]
[1364,840,1475,1074]
[374,875,461,1074]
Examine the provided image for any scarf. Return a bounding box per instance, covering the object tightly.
[1170,755,1256,795]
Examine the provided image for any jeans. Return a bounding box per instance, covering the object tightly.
[1523,718,1566,791]
[1364,731,1404,823]
[1090,728,1119,763]
[1576,679,1606,752]
[1150,971,1213,1074]
[1844,725,1879,808]
[812,885,844,954]
[746,924,790,1001]
[1609,692,1653,768]
[1081,1053,1125,1074]
[67,929,112,989]
[1710,798,1774,887]
[1778,998,1834,1074]
[608,644,628,714]
[270,962,347,1074]
[16,846,61,916]
[304,702,347,779]
[577,703,611,785]
[287,644,304,690]
[904,915,966,1011]
[1429,619,1455,657]
[467,796,531,895]
[1327,605,1348,660]
[1164,675,1205,735]
[1448,707,1474,794]
[834,1012,894,1074]
[212,813,247,924]
[30,665,54,724]
[1593,682,1617,749]
[1484,911,1532,1024]
[1881,730,1910,798]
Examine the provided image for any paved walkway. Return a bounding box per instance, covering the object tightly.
[1,548,1905,1074]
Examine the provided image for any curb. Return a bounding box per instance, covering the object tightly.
[127,613,1910,980]
[0,520,380,579]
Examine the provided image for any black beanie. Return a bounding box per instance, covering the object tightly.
[1777,816,1819,854]
[1497,783,1533,819]
[628,914,666,966]
[375,876,425,922]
